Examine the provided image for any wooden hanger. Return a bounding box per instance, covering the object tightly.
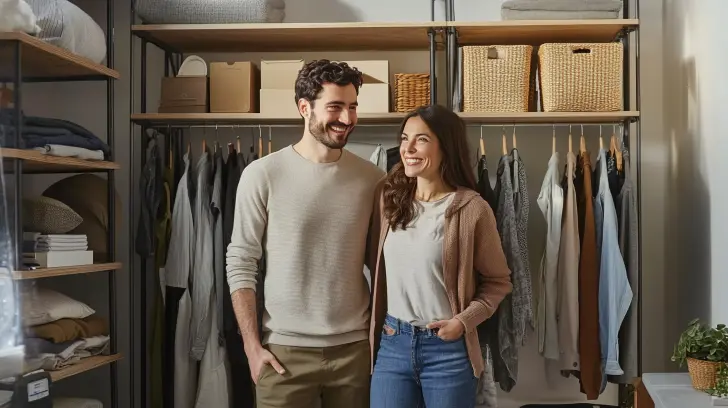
[186,141,191,156]
[268,126,273,155]
[236,126,241,152]
[552,125,556,154]
[258,126,263,157]
[568,125,573,154]
[615,124,624,171]
[512,125,517,150]
[479,126,485,156]
[579,124,586,153]
[501,126,507,155]
[599,125,604,150]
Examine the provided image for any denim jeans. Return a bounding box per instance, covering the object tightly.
[370,314,478,408]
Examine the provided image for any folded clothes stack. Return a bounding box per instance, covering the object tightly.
[23,232,92,268]
[0,108,110,160]
[501,0,623,20]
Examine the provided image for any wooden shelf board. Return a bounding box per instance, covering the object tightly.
[49,354,122,382]
[132,111,638,126]
[13,262,122,280]
[451,19,639,45]
[131,22,442,52]
[0,32,119,81]
[131,112,409,126]
[0,148,119,173]
[458,111,640,124]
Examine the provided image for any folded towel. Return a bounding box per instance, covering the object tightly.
[0,109,110,156]
[35,144,104,161]
[501,0,622,12]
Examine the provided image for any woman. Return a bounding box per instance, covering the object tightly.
[367,105,513,408]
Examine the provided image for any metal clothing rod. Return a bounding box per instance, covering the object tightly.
[466,122,630,128]
[146,123,401,130]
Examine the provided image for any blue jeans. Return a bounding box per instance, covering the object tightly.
[370,314,478,408]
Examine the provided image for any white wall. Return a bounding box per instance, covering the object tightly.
[662,0,728,332]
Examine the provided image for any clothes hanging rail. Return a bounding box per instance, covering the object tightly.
[145,123,403,130]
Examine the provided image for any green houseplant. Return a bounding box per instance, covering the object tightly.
[671,318,728,390]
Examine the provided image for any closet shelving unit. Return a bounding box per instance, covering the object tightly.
[130,0,641,404]
[0,1,122,404]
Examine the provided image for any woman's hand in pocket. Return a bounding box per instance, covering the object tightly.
[426,318,465,341]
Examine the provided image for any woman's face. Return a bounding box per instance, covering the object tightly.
[399,116,443,180]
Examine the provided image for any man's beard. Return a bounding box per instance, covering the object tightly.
[308,111,352,149]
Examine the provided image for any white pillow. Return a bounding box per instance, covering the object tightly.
[21,287,95,326]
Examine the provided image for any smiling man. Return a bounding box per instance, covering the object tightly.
[226,59,385,408]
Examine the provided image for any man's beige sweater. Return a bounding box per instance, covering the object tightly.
[226,145,384,347]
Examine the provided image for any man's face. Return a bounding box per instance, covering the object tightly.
[300,83,358,149]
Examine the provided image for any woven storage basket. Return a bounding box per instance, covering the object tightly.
[538,42,623,112]
[394,73,430,112]
[462,45,533,112]
[687,358,721,390]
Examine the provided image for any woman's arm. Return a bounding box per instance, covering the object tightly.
[454,204,513,333]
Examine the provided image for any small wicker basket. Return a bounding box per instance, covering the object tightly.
[394,73,430,112]
[538,42,623,112]
[462,45,534,112]
[687,357,721,390]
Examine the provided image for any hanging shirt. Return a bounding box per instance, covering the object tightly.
[575,151,601,399]
[369,144,388,172]
[211,149,226,340]
[164,153,198,408]
[477,155,497,211]
[485,154,523,392]
[536,152,563,360]
[511,148,534,343]
[136,134,163,257]
[190,150,214,361]
[557,151,581,371]
[594,149,633,382]
[612,148,639,384]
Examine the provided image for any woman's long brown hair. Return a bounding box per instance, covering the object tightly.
[383,105,477,231]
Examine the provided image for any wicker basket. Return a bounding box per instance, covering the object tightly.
[687,358,721,390]
[394,73,430,112]
[538,42,623,112]
[462,45,534,112]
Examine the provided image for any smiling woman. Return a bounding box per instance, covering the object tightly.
[367,104,513,408]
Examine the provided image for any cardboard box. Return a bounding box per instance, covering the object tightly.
[347,60,391,113]
[159,76,208,113]
[260,89,299,117]
[210,61,259,113]
[261,59,305,89]
[357,83,391,113]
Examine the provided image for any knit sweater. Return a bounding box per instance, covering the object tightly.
[226,145,384,347]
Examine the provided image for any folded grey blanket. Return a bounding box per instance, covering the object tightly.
[135,0,285,24]
[502,0,622,19]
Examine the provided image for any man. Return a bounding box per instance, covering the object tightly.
[226,59,384,408]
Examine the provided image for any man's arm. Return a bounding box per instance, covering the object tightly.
[225,163,284,381]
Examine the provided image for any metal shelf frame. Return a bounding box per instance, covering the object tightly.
[0,0,119,406]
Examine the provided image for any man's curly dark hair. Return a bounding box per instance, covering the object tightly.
[294,60,364,106]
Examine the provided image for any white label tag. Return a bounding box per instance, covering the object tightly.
[27,378,49,402]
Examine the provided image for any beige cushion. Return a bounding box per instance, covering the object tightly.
[21,287,95,326]
[22,196,83,234]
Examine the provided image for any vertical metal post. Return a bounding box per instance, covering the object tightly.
[633,0,643,380]
[428,29,436,106]
[12,41,22,270]
[128,3,137,406]
[105,0,118,406]
[139,38,148,408]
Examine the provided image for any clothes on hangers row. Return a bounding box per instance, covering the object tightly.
[535,142,637,400]
[138,132,259,408]
[474,146,534,408]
